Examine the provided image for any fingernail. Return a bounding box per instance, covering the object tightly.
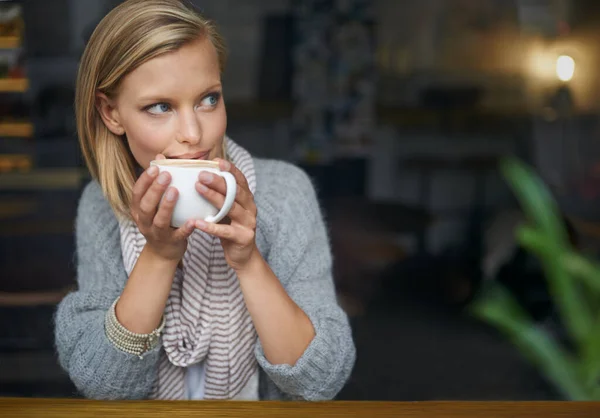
[147,166,158,176]
[195,220,207,229]
[199,172,213,184]
[165,188,177,201]
[157,172,170,185]
[221,160,231,170]
[197,184,208,193]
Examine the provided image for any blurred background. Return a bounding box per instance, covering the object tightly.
[1,0,599,401]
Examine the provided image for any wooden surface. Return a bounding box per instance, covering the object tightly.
[0,79,28,93]
[0,154,31,173]
[0,399,598,417]
[0,167,87,190]
[0,287,72,307]
[0,36,21,49]
[0,122,33,137]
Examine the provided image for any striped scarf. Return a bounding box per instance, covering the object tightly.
[119,138,258,400]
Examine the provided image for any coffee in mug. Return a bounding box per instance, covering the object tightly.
[150,159,237,228]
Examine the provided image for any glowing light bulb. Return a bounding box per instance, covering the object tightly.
[556,55,575,82]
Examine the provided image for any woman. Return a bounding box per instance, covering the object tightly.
[54,0,355,401]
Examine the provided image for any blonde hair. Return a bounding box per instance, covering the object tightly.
[76,0,227,219]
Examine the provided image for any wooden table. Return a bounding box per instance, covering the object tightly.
[0,399,598,417]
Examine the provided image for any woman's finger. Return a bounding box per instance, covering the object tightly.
[194,219,254,245]
[152,186,178,229]
[173,219,196,241]
[195,182,251,227]
[138,171,171,224]
[216,158,249,189]
[131,166,159,213]
[198,171,255,211]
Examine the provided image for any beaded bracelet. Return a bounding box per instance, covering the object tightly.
[105,297,165,359]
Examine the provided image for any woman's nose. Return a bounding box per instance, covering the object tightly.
[176,110,201,145]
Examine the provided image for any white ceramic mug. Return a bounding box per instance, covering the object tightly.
[150,159,237,228]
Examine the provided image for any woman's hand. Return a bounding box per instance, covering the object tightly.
[131,155,195,262]
[196,159,317,367]
[194,158,258,271]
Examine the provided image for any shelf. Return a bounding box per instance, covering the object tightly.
[0,122,33,137]
[0,167,88,190]
[0,78,28,92]
[0,197,37,219]
[0,219,75,236]
[0,36,20,49]
[0,287,72,307]
[0,154,31,173]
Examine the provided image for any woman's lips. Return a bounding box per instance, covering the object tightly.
[170,151,209,159]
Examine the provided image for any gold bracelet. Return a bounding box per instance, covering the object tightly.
[104,297,165,359]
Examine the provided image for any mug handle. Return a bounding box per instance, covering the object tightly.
[204,171,237,223]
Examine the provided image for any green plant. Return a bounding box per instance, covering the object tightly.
[470,157,600,400]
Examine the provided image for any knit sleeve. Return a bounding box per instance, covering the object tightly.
[253,162,356,400]
[54,182,160,399]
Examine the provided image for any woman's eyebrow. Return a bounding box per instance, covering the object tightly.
[137,83,222,103]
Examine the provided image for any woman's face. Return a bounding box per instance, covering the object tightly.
[97,36,226,169]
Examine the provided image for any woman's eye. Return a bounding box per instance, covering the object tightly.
[147,103,170,114]
[201,93,220,107]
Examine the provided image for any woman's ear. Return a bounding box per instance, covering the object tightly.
[95,92,125,135]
